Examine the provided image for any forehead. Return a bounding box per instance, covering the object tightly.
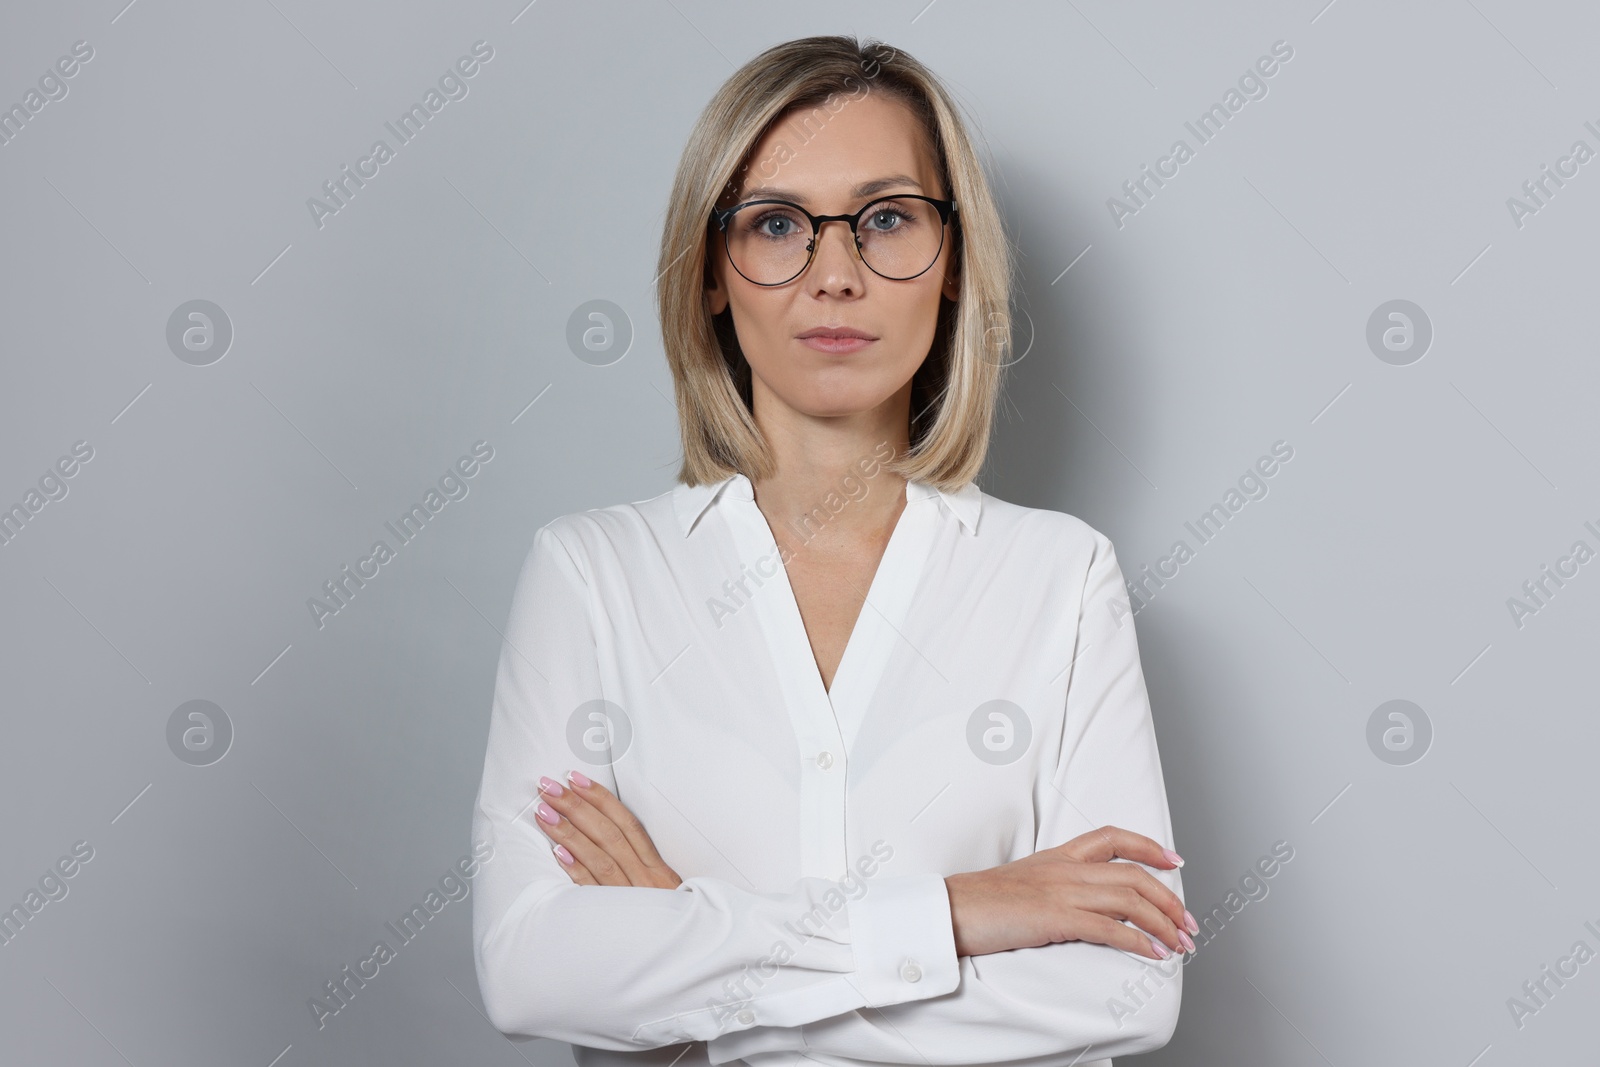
[730,90,940,206]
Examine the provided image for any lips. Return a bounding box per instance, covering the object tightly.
[795,328,877,354]
[796,326,878,340]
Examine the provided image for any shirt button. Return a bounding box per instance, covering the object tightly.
[815,750,834,770]
[736,1008,755,1025]
[900,959,922,983]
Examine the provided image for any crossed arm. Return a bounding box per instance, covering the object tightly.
[531,772,1192,961]
[528,772,1193,1065]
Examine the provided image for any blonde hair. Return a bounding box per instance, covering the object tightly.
[656,35,1014,492]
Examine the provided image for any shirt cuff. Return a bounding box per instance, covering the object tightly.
[845,871,961,1005]
[703,873,960,1063]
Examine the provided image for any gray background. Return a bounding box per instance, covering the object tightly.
[2,0,1595,1064]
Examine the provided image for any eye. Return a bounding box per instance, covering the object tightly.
[743,205,806,239]
[863,200,919,232]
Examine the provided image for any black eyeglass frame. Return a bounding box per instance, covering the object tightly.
[710,194,958,286]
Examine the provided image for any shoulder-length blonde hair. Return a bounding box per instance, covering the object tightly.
[656,35,1014,492]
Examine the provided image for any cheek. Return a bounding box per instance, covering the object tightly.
[892,282,948,352]
[727,292,786,357]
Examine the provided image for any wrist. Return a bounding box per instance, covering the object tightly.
[943,872,971,957]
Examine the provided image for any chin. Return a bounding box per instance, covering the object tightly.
[781,380,906,419]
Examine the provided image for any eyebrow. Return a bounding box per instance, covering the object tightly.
[735,175,925,206]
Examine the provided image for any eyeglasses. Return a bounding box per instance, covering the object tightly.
[710,194,957,286]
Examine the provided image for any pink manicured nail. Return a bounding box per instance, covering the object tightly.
[552,844,575,866]
[536,801,561,826]
[1184,910,1199,935]
[1179,930,1196,953]
[1162,848,1184,867]
[1149,937,1170,959]
[567,769,592,788]
[538,775,565,797]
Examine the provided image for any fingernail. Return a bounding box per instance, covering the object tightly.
[567,769,592,788]
[1184,910,1199,935]
[536,801,561,826]
[552,844,575,866]
[1179,930,1196,953]
[538,775,565,797]
[1149,937,1170,959]
[1162,848,1184,867]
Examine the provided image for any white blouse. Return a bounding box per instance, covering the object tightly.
[470,471,1183,1067]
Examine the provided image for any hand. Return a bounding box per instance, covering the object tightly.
[944,825,1197,961]
[530,771,682,889]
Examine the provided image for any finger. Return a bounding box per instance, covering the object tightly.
[1059,825,1183,871]
[564,773,677,874]
[550,842,598,886]
[1076,883,1186,955]
[1058,824,1168,866]
[537,776,653,885]
[1078,862,1196,942]
[531,795,631,886]
[1071,911,1173,961]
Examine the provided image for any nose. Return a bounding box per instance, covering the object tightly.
[807,217,865,284]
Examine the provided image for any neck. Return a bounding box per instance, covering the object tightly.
[747,381,912,552]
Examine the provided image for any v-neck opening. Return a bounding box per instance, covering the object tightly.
[721,475,941,753]
[762,482,912,703]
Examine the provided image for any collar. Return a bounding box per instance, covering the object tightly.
[673,471,981,538]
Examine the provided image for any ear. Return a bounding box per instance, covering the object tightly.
[940,263,960,303]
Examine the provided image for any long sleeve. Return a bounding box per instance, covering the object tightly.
[705,531,1184,1066]
[470,523,964,1049]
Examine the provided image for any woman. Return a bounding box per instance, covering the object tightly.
[471,35,1193,1067]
